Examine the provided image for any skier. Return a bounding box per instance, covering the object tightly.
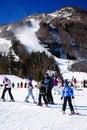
[1,77,15,101]
[44,73,54,104]
[72,76,77,89]
[53,76,61,95]
[35,79,48,107]
[73,78,77,89]
[24,79,36,103]
[53,76,58,95]
[61,79,75,114]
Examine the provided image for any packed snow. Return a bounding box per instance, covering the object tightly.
[0,59,87,130]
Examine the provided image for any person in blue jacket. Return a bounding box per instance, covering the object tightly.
[61,79,75,114]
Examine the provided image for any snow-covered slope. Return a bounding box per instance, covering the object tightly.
[0,38,11,56]
[0,54,87,129]
[48,7,75,20]
[0,18,52,57]
[15,19,51,56]
[0,75,87,130]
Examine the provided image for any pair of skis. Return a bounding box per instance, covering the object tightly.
[62,111,80,115]
[68,112,80,115]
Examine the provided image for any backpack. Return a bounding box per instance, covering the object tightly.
[39,84,46,94]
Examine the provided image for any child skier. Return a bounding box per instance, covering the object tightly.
[61,79,75,114]
[35,79,48,107]
[24,79,36,103]
[1,77,15,101]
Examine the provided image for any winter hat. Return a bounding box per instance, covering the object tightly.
[28,77,33,81]
[3,77,8,82]
[45,73,49,78]
[28,76,33,83]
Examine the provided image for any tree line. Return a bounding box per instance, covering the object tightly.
[0,40,62,81]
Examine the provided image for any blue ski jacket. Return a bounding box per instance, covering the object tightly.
[61,82,74,98]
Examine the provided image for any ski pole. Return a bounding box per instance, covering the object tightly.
[35,87,37,102]
[35,83,38,103]
[72,99,79,114]
[6,91,8,101]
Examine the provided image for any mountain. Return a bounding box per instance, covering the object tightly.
[0,6,87,74]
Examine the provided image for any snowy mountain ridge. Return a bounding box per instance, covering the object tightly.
[0,6,87,72]
[48,6,75,21]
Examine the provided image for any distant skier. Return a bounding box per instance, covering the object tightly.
[72,76,77,89]
[73,78,77,89]
[53,76,62,95]
[1,77,15,101]
[61,79,75,114]
[53,76,58,95]
[24,79,36,103]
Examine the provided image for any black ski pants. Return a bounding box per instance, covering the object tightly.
[62,96,74,112]
[1,87,14,100]
[38,94,48,105]
[46,88,54,104]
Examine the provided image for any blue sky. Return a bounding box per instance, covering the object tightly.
[0,0,87,24]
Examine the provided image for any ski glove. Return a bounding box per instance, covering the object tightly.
[72,96,74,99]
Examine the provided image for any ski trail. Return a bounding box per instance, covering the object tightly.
[0,100,87,130]
[0,88,87,130]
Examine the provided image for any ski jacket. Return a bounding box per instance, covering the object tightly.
[3,79,11,88]
[28,83,33,91]
[74,78,77,83]
[39,84,46,94]
[61,83,74,98]
[36,83,46,94]
[45,76,53,90]
[53,79,58,86]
